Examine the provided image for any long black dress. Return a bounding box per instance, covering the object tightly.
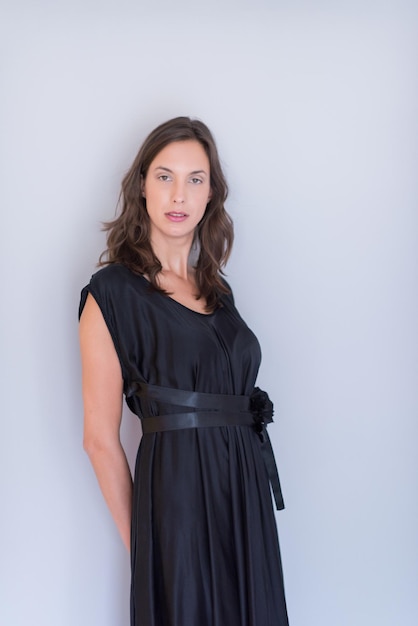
[80,263,289,626]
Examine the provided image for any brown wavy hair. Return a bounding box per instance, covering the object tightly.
[99,116,234,312]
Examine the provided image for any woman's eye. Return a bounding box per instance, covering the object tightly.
[158,175,170,181]
[190,177,203,184]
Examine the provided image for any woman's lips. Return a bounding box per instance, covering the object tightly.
[165,212,188,222]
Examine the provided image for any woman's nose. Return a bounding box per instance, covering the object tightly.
[172,181,185,204]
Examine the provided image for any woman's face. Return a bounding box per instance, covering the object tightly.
[142,140,212,243]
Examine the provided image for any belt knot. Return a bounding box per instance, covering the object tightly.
[250,387,274,442]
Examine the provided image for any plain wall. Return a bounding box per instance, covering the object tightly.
[1,1,417,625]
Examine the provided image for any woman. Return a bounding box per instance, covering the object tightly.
[79,116,289,625]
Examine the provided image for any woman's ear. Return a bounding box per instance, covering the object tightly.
[141,175,146,198]
[207,188,212,203]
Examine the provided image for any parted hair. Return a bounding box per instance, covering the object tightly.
[99,116,234,312]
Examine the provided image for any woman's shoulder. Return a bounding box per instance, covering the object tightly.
[88,263,134,286]
[87,263,149,295]
[79,263,145,319]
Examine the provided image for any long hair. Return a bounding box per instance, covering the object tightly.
[99,117,234,311]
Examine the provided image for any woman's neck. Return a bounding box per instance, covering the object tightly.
[150,232,195,280]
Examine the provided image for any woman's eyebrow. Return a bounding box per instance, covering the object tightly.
[154,166,208,175]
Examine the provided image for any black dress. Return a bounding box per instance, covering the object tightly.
[80,264,289,626]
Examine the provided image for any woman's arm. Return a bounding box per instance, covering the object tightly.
[79,293,132,552]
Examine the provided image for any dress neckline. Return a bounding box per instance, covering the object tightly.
[137,273,217,317]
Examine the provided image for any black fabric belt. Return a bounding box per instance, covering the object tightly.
[128,382,285,511]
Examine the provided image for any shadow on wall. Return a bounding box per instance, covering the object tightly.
[121,406,143,476]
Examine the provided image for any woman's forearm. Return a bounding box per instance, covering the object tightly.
[85,440,133,552]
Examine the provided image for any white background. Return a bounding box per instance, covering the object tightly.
[1,1,417,625]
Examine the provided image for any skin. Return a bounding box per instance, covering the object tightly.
[80,140,212,551]
[142,140,212,309]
